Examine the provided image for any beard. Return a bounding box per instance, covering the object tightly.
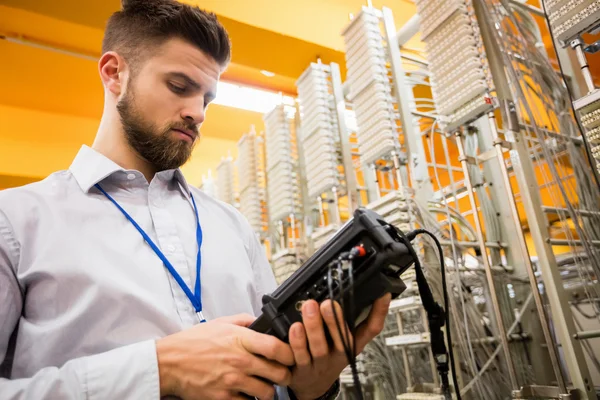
[116,87,198,172]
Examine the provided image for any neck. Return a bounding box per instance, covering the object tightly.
[92,114,157,183]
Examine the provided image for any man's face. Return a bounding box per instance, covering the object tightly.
[117,37,221,171]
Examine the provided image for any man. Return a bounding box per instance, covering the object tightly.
[0,0,391,398]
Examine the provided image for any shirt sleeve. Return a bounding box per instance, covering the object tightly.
[0,211,160,400]
[0,340,160,400]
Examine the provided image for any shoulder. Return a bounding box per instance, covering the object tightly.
[0,170,75,234]
[0,171,73,212]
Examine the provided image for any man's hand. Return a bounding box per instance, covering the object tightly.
[287,293,392,400]
[156,314,294,400]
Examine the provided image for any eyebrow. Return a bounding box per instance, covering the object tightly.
[167,72,216,100]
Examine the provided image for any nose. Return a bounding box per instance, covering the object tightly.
[181,98,205,125]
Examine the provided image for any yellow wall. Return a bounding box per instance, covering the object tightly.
[0,104,240,188]
[0,105,97,180]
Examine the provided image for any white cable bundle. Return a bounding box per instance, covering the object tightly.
[237,128,268,235]
[342,7,400,166]
[271,249,300,284]
[296,63,343,198]
[365,191,411,232]
[263,105,303,224]
[215,156,236,206]
[310,224,339,251]
[415,0,494,130]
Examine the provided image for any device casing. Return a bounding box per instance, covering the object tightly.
[250,208,413,342]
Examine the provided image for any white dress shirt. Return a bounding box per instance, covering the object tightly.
[0,145,287,399]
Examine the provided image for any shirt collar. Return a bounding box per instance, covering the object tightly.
[69,145,191,194]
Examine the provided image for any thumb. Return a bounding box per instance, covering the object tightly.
[213,313,257,327]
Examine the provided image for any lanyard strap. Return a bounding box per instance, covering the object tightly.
[95,183,204,320]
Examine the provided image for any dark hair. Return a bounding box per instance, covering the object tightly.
[102,0,231,68]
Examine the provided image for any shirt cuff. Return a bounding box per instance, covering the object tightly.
[84,340,160,400]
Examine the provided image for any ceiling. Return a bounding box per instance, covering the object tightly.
[0,0,421,95]
[0,0,421,187]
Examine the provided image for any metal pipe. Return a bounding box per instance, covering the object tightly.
[371,164,381,199]
[317,196,325,227]
[290,213,296,250]
[396,14,421,46]
[278,220,285,250]
[488,113,567,393]
[427,163,464,173]
[508,0,545,17]
[573,330,600,340]
[516,124,583,144]
[382,7,434,201]
[548,238,600,247]
[455,131,519,390]
[331,186,341,225]
[330,62,359,212]
[572,40,596,94]
[512,174,576,198]
[392,151,405,197]
[543,206,600,218]
[438,240,507,249]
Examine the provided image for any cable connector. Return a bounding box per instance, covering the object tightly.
[427,302,448,360]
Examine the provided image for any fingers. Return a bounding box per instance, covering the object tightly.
[355,293,391,352]
[320,300,353,354]
[289,322,312,367]
[301,300,329,359]
[240,330,295,366]
[247,355,292,387]
[214,313,257,327]
[231,375,276,400]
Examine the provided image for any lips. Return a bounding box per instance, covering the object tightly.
[172,128,197,141]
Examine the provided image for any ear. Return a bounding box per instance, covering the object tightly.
[98,51,127,96]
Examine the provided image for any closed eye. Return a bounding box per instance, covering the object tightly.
[168,82,187,95]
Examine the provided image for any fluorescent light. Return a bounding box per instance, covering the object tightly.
[212,82,295,114]
[260,70,276,77]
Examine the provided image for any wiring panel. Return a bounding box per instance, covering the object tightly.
[296,63,343,199]
[342,7,401,166]
[263,105,303,224]
[544,0,600,45]
[574,89,600,176]
[215,156,236,206]
[237,128,269,237]
[415,0,494,130]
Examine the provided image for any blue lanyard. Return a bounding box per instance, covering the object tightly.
[95,183,205,322]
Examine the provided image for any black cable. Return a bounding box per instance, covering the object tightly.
[336,259,362,398]
[347,255,358,388]
[540,0,600,188]
[397,226,461,400]
[410,229,460,399]
[328,262,364,400]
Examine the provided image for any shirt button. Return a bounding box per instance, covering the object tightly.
[167,244,176,252]
[127,173,136,180]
